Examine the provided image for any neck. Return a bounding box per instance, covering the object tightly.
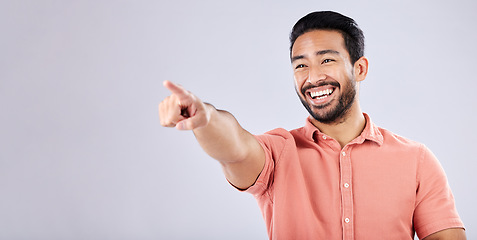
[310,104,366,148]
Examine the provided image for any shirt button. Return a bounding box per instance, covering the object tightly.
[322,135,327,140]
[342,151,346,156]
[344,218,350,223]
[344,183,349,188]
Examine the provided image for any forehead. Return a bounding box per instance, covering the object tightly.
[291,30,348,58]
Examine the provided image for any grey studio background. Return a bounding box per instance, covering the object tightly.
[0,0,476,239]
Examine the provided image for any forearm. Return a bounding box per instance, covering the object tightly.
[193,104,257,163]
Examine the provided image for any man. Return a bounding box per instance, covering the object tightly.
[159,11,465,239]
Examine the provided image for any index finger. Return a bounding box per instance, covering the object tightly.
[163,80,188,96]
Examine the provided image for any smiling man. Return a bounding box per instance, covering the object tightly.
[159,11,465,240]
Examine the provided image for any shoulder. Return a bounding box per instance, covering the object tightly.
[377,126,423,150]
[256,126,305,142]
[375,126,441,176]
[254,127,307,156]
[263,127,294,138]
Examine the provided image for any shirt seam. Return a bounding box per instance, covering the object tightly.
[253,132,290,202]
[265,135,291,204]
[274,134,291,166]
[415,143,424,199]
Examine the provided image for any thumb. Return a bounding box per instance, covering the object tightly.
[175,113,207,130]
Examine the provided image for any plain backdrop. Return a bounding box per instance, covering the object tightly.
[1,0,476,239]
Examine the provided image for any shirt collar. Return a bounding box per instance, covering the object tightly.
[303,112,384,146]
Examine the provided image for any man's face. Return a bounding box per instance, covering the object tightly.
[291,30,357,124]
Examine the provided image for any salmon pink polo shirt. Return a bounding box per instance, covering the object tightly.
[244,113,464,240]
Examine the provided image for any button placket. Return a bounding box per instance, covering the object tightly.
[340,148,354,239]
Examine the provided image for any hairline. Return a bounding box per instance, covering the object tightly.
[290,29,354,64]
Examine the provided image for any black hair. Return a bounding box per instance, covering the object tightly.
[290,11,365,64]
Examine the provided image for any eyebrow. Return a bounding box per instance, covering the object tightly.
[291,49,340,63]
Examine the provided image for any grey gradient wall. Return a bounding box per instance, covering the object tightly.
[1,0,475,239]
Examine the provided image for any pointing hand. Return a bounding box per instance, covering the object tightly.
[159,81,210,130]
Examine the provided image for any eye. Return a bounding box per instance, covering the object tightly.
[295,64,307,69]
[322,59,334,64]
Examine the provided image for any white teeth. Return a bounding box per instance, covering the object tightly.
[310,89,333,99]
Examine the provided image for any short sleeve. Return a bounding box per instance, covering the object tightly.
[413,145,465,239]
[244,128,291,197]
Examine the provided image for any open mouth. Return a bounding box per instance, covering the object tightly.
[301,81,340,105]
[309,88,335,100]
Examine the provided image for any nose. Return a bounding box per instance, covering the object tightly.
[307,66,326,84]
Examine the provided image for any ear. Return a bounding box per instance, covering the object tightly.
[354,56,368,82]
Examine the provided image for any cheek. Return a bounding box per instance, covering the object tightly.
[293,76,303,95]
[293,75,300,87]
[293,71,307,87]
[327,68,349,85]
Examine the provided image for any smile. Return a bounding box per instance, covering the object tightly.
[309,88,334,99]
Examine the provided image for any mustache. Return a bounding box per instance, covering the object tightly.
[301,81,340,96]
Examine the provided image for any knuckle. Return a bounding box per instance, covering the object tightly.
[160,117,176,127]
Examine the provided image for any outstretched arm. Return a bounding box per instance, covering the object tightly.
[159,81,265,189]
